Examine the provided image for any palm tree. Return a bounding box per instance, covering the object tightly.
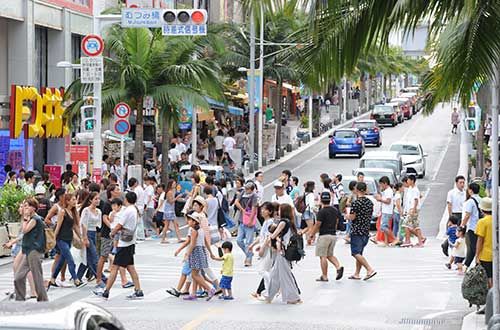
[65,27,224,179]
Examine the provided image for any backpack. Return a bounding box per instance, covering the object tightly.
[294,193,307,214]
[462,264,489,309]
[284,231,305,262]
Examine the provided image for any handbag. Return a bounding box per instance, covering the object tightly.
[72,230,83,250]
[44,227,56,253]
[209,225,221,245]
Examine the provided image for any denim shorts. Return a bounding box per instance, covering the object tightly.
[381,213,392,232]
[350,234,369,256]
[181,260,192,276]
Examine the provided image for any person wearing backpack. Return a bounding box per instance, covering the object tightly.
[460,182,482,268]
[299,181,317,245]
[234,182,258,267]
[309,192,344,282]
[265,204,302,304]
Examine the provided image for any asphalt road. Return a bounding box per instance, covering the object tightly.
[0,103,471,330]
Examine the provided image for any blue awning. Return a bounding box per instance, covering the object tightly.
[204,96,225,110]
[228,105,244,116]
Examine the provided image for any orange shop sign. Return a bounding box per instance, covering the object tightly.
[9,85,70,139]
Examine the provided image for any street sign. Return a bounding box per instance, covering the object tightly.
[162,24,207,36]
[114,102,131,118]
[81,34,104,57]
[81,57,104,84]
[114,119,131,135]
[122,8,163,27]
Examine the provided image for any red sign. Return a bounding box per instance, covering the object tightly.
[69,145,89,172]
[44,165,63,189]
[81,34,104,57]
[114,102,131,118]
[92,168,102,183]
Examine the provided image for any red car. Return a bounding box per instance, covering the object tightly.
[390,98,412,119]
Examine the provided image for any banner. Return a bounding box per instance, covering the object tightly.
[44,165,63,189]
[70,145,89,179]
[178,103,193,130]
[262,124,277,162]
[246,69,262,113]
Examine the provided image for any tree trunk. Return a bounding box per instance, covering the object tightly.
[477,85,492,176]
[161,111,171,184]
[276,78,283,159]
[134,96,144,168]
[359,73,366,112]
[382,74,387,100]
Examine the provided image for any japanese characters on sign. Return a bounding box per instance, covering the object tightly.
[122,8,163,27]
[81,57,104,84]
[9,85,70,139]
[162,24,207,36]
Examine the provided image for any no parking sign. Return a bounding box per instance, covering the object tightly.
[81,34,104,57]
[113,102,131,135]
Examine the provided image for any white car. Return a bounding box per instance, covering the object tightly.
[389,141,428,178]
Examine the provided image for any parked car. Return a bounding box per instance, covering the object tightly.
[0,301,125,330]
[390,97,412,119]
[341,175,381,229]
[389,141,428,178]
[371,103,401,126]
[328,128,365,159]
[352,119,383,147]
[178,164,224,194]
[359,151,406,182]
[399,92,418,114]
[352,167,398,185]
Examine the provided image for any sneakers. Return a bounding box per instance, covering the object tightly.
[93,290,109,299]
[445,263,451,270]
[166,288,180,297]
[183,295,197,301]
[206,288,216,301]
[336,266,344,281]
[94,282,106,289]
[196,290,208,298]
[122,281,134,289]
[126,290,144,300]
[218,295,234,300]
[74,280,87,288]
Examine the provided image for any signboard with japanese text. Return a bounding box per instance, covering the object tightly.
[162,24,207,36]
[70,145,89,176]
[81,57,104,84]
[43,165,63,189]
[122,8,163,27]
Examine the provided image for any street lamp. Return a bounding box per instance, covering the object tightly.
[56,61,81,69]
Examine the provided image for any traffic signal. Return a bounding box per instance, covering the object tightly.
[465,106,481,133]
[162,9,208,25]
[80,105,96,132]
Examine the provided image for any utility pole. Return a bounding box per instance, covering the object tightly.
[257,4,264,169]
[248,9,255,171]
[308,95,313,138]
[491,67,499,315]
[92,3,103,174]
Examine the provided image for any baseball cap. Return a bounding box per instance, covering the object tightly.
[320,191,331,203]
[273,180,285,188]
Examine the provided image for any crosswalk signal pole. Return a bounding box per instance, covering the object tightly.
[491,68,500,316]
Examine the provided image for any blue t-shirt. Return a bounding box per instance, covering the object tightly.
[447,226,458,244]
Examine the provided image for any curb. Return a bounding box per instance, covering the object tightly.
[436,115,470,240]
[462,311,486,330]
[256,111,370,177]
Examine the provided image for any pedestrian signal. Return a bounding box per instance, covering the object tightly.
[80,105,96,132]
[465,118,478,133]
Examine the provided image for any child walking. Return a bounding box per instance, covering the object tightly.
[445,215,459,269]
[212,241,234,300]
[452,227,467,274]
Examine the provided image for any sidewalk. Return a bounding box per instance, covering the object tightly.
[462,312,486,330]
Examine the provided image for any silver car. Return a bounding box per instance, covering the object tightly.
[389,141,428,178]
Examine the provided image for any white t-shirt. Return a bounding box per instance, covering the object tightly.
[81,207,102,231]
[168,148,181,162]
[157,191,166,212]
[381,187,394,214]
[393,192,402,214]
[223,137,236,151]
[205,196,219,227]
[118,205,138,247]
[144,185,155,209]
[134,185,145,211]
[255,181,264,203]
[404,186,420,213]
[452,237,466,258]
[446,188,466,213]
[214,135,224,150]
[305,192,316,211]
[176,142,187,154]
[271,193,294,206]
[110,208,123,230]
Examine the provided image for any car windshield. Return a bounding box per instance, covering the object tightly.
[354,122,375,129]
[390,144,420,155]
[361,159,399,172]
[335,131,357,138]
[361,171,394,184]
[342,180,378,195]
[373,106,393,114]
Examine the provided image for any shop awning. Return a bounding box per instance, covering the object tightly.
[204,97,225,111]
[228,105,244,116]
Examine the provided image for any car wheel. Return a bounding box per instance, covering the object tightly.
[420,170,426,178]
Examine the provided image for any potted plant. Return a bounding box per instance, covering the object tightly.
[0,185,29,256]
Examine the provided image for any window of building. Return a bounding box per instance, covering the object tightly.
[176,0,193,9]
[35,27,48,90]
[72,34,83,80]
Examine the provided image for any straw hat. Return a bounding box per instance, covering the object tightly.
[186,211,203,223]
[480,197,492,212]
[193,195,207,209]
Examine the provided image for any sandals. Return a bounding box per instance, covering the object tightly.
[336,266,344,280]
[348,275,361,280]
[315,276,329,282]
[363,271,377,281]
